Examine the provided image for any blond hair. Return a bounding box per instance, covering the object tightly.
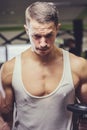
[25,2,59,27]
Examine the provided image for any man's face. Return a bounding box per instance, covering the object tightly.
[26,19,59,56]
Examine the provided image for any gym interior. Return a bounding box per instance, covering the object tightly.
[0,0,87,130]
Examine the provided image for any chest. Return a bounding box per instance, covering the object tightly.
[22,61,63,96]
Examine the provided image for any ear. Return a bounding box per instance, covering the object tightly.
[57,23,61,30]
[56,23,61,35]
[24,24,29,35]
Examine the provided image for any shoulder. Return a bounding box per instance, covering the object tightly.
[2,58,15,75]
[1,58,15,86]
[69,53,87,80]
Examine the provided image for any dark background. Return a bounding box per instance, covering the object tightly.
[0,0,87,25]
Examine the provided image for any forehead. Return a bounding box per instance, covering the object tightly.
[28,19,56,34]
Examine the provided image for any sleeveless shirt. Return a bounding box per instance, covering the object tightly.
[12,49,75,130]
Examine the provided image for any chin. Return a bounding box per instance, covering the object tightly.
[34,48,51,56]
[38,51,50,57]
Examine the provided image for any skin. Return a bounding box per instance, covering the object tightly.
[0,19,87,117]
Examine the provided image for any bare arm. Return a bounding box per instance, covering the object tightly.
[0,61,15,128]
[0,62,14,114]
[72,57,87,129]
[74,57,87,104]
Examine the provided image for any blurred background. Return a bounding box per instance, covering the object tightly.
[0,0,87,65]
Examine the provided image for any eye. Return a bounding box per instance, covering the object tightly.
[32,34,41,40]
[45,33,53,38]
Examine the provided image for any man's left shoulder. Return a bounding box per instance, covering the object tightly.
[70,53,87,77]
[70,53,87,66]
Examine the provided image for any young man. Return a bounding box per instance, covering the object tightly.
[0,2,87,130]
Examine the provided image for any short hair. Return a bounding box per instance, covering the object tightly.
[25,2,59,27]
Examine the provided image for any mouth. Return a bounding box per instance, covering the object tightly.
[39,49,48,52]
[37,47,49,52]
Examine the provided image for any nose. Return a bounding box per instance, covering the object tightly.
[40,37,47,48]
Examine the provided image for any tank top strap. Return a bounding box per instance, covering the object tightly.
[12,54,21,86]
[62,49,74,86]
[11,54,22,130]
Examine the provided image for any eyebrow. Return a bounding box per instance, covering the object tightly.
[33,32,53,37]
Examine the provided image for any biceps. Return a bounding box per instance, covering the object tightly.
[76,83,87,104]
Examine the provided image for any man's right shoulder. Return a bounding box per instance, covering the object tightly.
[1,58,16,85]
[2,58,15,73]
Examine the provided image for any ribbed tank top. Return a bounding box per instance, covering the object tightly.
[12,49,75,130]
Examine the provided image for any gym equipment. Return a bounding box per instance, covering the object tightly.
[67,103,87,130]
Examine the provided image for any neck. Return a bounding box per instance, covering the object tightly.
[30,46,62,64]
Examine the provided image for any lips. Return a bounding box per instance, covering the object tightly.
[37,47,49,51]
[40,48,48,51]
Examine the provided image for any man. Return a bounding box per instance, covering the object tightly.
[0,2,87,130]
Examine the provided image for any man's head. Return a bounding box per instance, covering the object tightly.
[25,2,59,27]
[24,2,60,56]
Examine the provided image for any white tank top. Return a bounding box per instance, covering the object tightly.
[12,49,75,130]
